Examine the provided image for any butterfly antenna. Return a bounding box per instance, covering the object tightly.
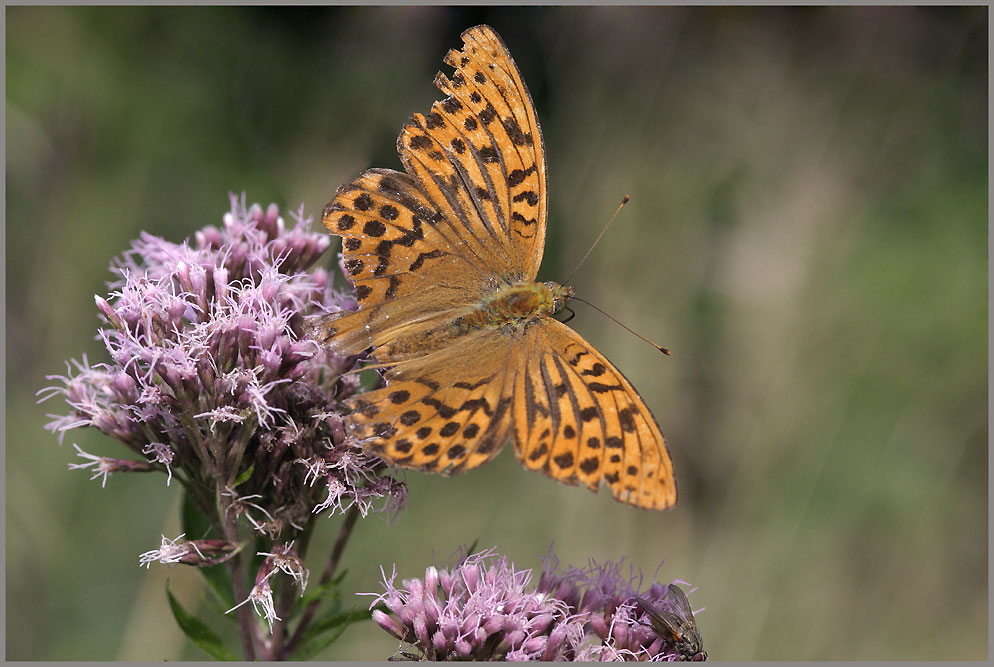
[571,296,671,355]
[562,195,630,287]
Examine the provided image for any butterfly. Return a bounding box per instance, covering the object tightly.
[637,585,707,661]
[311,25,676,510]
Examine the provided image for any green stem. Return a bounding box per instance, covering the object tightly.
[280,504,361,659]
[218,489,257,660]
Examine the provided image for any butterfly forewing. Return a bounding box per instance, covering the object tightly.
[318,168,489,355]
[397,26,547,283]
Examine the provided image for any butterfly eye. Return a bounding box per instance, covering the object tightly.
[545,282,574,313]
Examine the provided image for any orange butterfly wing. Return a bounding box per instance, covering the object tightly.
[317,25,547,356]
[397,25,547,282]
[343,315,676,510]
[318,167,490,357]
[345,328,517,475]
[513,319,676,510]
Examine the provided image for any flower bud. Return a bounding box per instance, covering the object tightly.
[112,371,139,403]
[483,614,504,636]
[189,263,207,298]
[503,629,526,648]
[372,609,407,641]
[588,613,609,640]
[611,618,629,647]
[528,612,554,636]
[454,639,472,659]
[461,565,479,592]
[412,615,430,648]
[541,623,569,661]
[248,202,264,224]
[94,295,124,331]
[440,617,460,641]
[212,266,229,305]
[521,636,546,654]
[431,629,448,655]
[285,362,309,381]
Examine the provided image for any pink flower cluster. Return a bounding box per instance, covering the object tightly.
[41,194,406,535]
[366,546,703,661]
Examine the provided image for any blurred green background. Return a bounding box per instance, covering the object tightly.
[6,6,987,661]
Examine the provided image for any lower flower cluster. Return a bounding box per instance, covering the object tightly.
[365,546,704,661]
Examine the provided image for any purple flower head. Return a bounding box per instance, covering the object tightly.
[364,547,577,661]
[40,194,406,536]
[363,546,706,662]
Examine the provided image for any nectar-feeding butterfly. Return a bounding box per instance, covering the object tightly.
[312,25,676,510]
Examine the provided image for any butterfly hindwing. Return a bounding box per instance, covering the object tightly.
[513,319,677,510]
[345,330,517,474]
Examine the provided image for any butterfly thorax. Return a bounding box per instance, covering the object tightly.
[380,281,573,360]
[464,281,574,328]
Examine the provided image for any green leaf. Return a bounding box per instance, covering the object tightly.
[232,462,255,488]
[199,562,237,613]
[297,570,348,608]
[291,607,373,660]
[181,493,214,541]
[179,495,237,611]
[166,581,239,661]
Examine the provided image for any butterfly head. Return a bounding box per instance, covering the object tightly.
[545,282,576,315]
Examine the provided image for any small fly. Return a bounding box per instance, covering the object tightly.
[388,650,422,661]
[636,584,707,661]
